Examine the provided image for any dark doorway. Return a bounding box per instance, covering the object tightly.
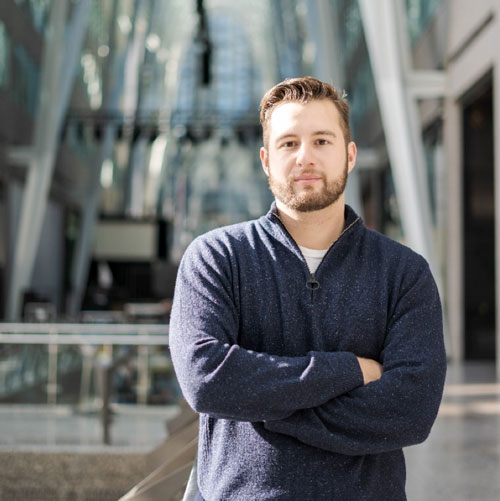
[462,79,496,359]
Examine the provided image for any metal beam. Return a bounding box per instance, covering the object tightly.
[406,70,447,98]
[6,0,91,320]
[68,125,116,316]
[68,0,135,315]
[359,0,438,274]
[123,0,150,215]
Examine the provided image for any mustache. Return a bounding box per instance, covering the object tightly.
[292,170,325,180]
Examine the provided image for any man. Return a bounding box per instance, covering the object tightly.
[170,77,446,500]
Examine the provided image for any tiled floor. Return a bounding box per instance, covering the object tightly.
[405,362,500,500]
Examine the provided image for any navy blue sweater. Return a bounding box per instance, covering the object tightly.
[169,204,446,500]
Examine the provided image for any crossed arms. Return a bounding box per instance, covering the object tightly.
[169,239,446,456]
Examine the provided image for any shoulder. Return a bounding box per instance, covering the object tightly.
[344,205,429,273]
[361,226,429,271]
[356,228,441,318]
[191,219,259,251]
[181,219,260,268]
[355,225,435,297]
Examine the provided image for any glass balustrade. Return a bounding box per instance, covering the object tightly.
[0,323,177,407]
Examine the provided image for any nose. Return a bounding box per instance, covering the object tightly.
[296,143,314,167]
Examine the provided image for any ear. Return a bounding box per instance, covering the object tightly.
[260,147,269,177]
[347,141,357,174]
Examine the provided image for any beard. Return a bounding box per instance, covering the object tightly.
[268,160,348,212]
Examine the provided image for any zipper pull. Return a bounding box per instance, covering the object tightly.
[306,274,320,290]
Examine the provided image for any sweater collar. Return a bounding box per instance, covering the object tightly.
[260,201,363,253]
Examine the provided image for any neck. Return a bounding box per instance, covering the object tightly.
[275,197,346,250]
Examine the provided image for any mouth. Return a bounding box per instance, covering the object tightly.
[294,175,323,183]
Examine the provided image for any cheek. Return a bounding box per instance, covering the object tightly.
[272,164,292,180]
[271,152,294,170]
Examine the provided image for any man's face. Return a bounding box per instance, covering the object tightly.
[260,99,356,212]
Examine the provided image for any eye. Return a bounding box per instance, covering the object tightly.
[316,138,330,145]
[280,141,297,148]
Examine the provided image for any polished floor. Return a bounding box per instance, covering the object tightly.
[405,362,500,500]
[0,363,499,499]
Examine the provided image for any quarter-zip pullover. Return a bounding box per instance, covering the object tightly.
[169,203,446,501]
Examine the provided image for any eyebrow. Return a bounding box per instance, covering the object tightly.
[274,130,337,143]
[313,130,337,137]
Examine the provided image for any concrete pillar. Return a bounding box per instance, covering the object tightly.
[443,96,463,363]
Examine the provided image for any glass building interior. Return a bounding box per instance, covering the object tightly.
[1,0,500,499]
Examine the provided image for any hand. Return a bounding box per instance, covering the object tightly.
[356,357,383,385]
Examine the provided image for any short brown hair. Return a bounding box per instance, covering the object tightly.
[259,76,351,149]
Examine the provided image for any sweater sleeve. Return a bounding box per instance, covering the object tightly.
[169,236,364,422]
[264,260,447,455]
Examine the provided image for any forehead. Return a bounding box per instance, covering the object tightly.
[268,99,342,138]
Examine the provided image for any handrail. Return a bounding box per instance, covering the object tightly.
[0,322,168,334]
[0,333,168,345]
[0,322,169,345]
[0,322,171,413]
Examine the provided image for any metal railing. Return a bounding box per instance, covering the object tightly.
[0,322,170,444]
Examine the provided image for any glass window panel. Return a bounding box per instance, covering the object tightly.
[12,45,40,114]
[406,0,444,45]
[174,12,254,123]
[28,0,50,33]
[0,22,10,89]
[349,59,377,136]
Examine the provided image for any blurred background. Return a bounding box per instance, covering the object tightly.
[0,0,499,499]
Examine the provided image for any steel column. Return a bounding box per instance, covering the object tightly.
[6,0,91,320]
[123,0,151,215]
[359,0,438,274]
[68,0,125,316]
[68,124,117,316]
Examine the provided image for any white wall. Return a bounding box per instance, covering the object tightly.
[447,0,496,56]
[444,2,500,371]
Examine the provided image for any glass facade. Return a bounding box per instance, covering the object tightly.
[173,13,255,125]
[0,7,46,114]
[348,59,377,138]
[11,0,50,33]
[0,21,10,89]
[334,0,378,139]
[27,0,50,33]
[0,0,448,317]
[340,0,363,66]
[406,0,444,45]
[11,45,39,115]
